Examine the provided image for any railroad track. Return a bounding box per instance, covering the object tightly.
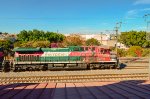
[0,69,149,84]
[119,57,149,63]
[119,57,149,69]
[119,63,149,69]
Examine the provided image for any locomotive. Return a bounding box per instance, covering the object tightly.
[1,46,119,72]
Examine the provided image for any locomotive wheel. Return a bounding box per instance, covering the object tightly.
[28,67,33,71]
[89,66,93,70]
[113,65,118,69]
[2,60,10,72]
[89,64,95,70]
[109,66,114,69]
[100,65,105,69]
[42,66,48,71]
[17,67,22,72]
[35,68,40,71]
[87,64,91,70]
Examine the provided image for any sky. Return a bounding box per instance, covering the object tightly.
[0,0,150,34]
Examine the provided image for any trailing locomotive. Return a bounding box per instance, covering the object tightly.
[2,46,119,71]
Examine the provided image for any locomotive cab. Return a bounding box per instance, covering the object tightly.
[80,46,119,69]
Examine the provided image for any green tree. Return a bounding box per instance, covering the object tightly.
[117,48,127,57]
[119,31,150,47]
[0,39,13,57]
[13,41,22,47]
[16,29,65,47]
[0,40,12,50]
[86,38,101,46]
[17,30,29,42]
[17,29,65,43]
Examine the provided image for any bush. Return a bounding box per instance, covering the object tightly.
[142,48,150,57]
[127,46,143,57]
[117,48,127,57]
[86,38,101,46]
[14,41,50,48]
[32,41,50,48]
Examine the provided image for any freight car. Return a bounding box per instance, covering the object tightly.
[2,46,119,71]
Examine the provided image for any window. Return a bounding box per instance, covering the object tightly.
[85,47,88,51]
[80,47,84,51]
[74,47,80,51]
[92,47,95,51]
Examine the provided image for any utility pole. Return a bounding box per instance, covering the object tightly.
[106,30,115,40]
[101,32,103,44]
[57,30,59,33]
[114,22,122,55]
[143,14,150,80]
[143,14,150,40]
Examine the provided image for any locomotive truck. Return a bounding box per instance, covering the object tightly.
[1,46,119,72]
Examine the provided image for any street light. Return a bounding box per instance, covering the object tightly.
[100,32,103,44]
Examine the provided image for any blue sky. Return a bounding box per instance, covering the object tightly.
[0,0,150,34]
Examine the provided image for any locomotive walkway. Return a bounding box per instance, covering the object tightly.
[0,81,150,99]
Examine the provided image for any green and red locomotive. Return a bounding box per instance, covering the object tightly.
[10,46,118,71]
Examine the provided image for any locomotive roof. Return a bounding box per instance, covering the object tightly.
[41,48,70,52]
[13,47,41,51]
[13,46,110,52]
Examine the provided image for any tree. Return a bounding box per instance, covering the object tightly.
[117,48,127,57]
[17,30,29,42]
[0,39,13,57]
[86,38,101,46]
[16,29,65,48]
[17,29,65,43]
[0,40,12,50]
[14,41,22,47]
[62,34,85,47]
[119,31,150,47]
[32,41,50,48]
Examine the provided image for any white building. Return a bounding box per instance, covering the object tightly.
[64,33,127,49]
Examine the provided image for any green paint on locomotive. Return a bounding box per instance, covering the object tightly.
[15,56,82,62]
[40,56,81,62]
[40,47,82,62]
[14,46,83,62]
